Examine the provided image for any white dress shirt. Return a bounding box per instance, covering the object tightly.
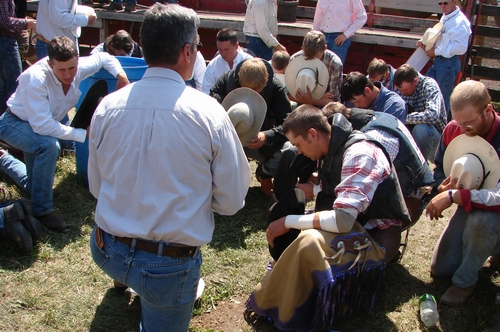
[191,51,206,90]
[36,0,88,45]
[434,6,471,58]
[313,0,367,38]
[243,0,280,48]
[201,50,253,94]
[7,52,124,143]
[89,67,251,246]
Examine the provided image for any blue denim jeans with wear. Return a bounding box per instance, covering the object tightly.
[426,55,460,121]
[90,226,202,332]
[431,207,500,288]
[245,36,273,61]
[411,123,440,163]
[0,111,63,216]
[0,149,28,192]
[35,38,50,61]
[323,32,351,65]
[0,35,22,114]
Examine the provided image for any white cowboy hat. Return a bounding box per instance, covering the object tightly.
[285,55,329,100]
[71,5,95,38]
[221,87,267,146]
[421,22,444,51]
[443,134,500,189]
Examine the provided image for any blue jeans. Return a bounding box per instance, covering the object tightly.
[323,32,351,65]
[0,35,22,114]
[245,36,273,61]
[0,112,62,216]
[90,226,202,332]
[411,124,440,163]
[0,150,28,193]
[431,207,500,288]
[426,55,460,120]
[35,38,49,61]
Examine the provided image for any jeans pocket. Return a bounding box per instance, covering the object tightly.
[90,231,110,268]
[140,269,190,309]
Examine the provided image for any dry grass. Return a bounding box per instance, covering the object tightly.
[0,155,499,332]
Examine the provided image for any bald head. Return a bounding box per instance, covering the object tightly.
[451,81,491,114]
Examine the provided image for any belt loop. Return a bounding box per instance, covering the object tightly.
[157,242,164,257]
[192,246,199,258]
[111,234,116,242]
[130,238,137,253]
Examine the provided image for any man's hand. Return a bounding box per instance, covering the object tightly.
[116,72,130,90]
[87,13,97,26]
[416,40,424,49]
[26,17,36,30]
[426,190,452,220]
[266,217,288,247]
[273,44,287,53]
[247,132,266,149]
[425,47,436,58]
[295,182,314,200]
[334,33,348,46]
[437,176,458,193]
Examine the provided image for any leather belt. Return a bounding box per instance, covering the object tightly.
[37,34,51,43]
[96,226,197,258]
[0,28,16,38]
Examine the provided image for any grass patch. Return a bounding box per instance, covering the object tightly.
[0,154,499,331]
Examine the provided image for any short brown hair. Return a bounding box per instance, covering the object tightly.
[302,31,326,60]
[394,64,418,87]
[271,50,290,71]
[451,80,491,114]
[105,30,134,55]
[367,58,388,78]
[48,36,78,62]
[322,102,351,119]
[239,59,268,91]
[283,104,331,139]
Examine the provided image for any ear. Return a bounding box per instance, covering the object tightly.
[182,43,193,63]
[47,59,53,68]
[308,128,318,140]
[364,86,371,95]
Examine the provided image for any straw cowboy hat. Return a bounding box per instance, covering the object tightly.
[285,55,329,100]
[443,134,500,189]
[221,87,267,146]
[421,22,444,51]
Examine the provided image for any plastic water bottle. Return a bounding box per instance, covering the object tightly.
[419,294,439,327]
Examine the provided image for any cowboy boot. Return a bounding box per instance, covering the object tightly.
[2,203,33,255]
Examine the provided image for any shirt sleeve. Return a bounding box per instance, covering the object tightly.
[0,0,28,32]
[435,16,471,58]
[405,81,443,126]
[48,0,88,30]
[253,1,279,47]
[343,0,367,38]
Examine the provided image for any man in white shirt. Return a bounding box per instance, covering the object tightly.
[243,0,287,60]
[418,0,471,120]
[313,0,367,65]
[201,28,253,94]
[0,36,129,232]
[35,0,97,59]
[88,4,250,331]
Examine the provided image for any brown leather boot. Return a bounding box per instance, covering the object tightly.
[2,203,33,255]
[258,176,274,197]
[440,284,475,306]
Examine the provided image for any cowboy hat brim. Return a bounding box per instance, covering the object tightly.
[285,55,329,100]
[422,22,444,51]
[221,87,267,146]
[443,134,500,189]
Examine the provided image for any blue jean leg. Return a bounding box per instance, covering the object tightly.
[90,227,202,332]
[245,36,273,61]
[35,38,49,61]
[426,56,460,120]
[323,32,351,65]
[0,36,22,114]
[411,123,440,163]
[431,207,500,288]
[0,112,61,216]
[0,151,28,193]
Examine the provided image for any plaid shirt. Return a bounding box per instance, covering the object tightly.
[290,49,343,101]
[0,0,27,33]
[397,73,447,132]
[330,140,401,229]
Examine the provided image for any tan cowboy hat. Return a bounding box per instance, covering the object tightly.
[221,87,267,146]
[421,22,444,51]
[285,55,329,100]
[443,134,500,189]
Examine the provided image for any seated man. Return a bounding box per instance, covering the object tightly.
[201,28,253,94]
[426,80,500,306]
[288,30,343,107]
[394,64,447,162]
[90,30,143,58]
[0,36,129,231]
[210,58,291,197]
[367,57,396,92]
[341,71,407,123]
[247,106,410,330]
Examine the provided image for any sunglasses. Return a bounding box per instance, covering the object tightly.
[437,1,448,4]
